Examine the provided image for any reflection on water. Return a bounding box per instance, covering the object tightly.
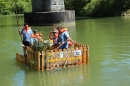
[0,15,24,27]
[16,61,90,86]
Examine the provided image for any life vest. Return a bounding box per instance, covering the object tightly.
[32,33,43,38]
[23,26,31,32]
[58,27,73,47]
[58,27,68,35]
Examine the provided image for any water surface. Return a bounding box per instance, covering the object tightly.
[0,15,130,86]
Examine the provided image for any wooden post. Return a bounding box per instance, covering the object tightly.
[32,50,35,68]
[46,51,50,70]
[71,48,74,66]
[86,46,89,64]
[27,50,29,66]
[41,51,44,71]
[75,47,78,65]
[59,49,63,66]
[67,48,71,66]
[37,51,40,71]
[34,51,37,69]
[83,46,86,64]
[30,50,33,68]
[55,49,60,68]
[50,50,54,69]
[79,47,82,65]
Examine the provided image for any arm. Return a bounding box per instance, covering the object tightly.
[48,32,53,39]
[65,31,74,43]
[68,37,75,43]
[19,27,25,36]
[52,24,57,30]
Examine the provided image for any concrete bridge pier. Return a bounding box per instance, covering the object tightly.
[24,0,75,26]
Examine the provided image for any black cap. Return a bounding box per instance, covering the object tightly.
[33,30,37,33]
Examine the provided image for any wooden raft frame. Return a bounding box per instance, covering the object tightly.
[16,42,89,71]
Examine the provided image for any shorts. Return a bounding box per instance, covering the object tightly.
[23,41,31,46]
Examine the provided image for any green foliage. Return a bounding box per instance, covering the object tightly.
[32,39,50,51]
[83,0,130,17]
[65,0,130,17]
[1,0,130,17]
[0,0,12,15]
[65,0,91,16]
[0,0,32,15]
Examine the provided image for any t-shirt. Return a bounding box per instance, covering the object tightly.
[21,28,33,42]
[57,31,69,42]
[57,31,70,49]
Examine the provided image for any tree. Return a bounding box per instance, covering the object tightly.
[65,0,91,16]
[0,0,32,15]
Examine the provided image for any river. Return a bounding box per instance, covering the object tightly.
[0,15,130,86]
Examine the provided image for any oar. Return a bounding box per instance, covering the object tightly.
[14,0,24,47]
[63,48,71,68]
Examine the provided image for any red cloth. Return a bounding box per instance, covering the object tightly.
[68,41,73,46]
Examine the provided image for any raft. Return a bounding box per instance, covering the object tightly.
[16,42,89,71]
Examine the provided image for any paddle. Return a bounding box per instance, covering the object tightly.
[14,0,24,47]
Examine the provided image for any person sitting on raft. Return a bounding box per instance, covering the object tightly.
[31,30,44,50]
[48,29,59,46]
[48,24,59,49]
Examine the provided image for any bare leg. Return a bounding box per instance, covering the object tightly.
[23,46,27,56]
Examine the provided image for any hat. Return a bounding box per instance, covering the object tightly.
[63,28,68,30]
[53,30,58,33]
[39,34,43,37]
[33,30,37,33]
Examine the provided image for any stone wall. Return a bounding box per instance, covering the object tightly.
[24,10,75,26]
[45,0,65,11]
[32,0,65,12]
[25,0,75,25]
[32,0,44,12]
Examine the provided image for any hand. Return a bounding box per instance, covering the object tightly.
[18,29,20,32]
[53,23,55,26]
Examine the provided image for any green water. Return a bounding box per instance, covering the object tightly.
[0,15,130,86]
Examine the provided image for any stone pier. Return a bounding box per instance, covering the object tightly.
[24,0,75,26]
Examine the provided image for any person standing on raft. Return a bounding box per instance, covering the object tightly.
[19,23,33,57]
[57,27,74,49]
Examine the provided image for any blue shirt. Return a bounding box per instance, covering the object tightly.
[21,28,33,42]
[57,31,69,42]
[57,31,69,49]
